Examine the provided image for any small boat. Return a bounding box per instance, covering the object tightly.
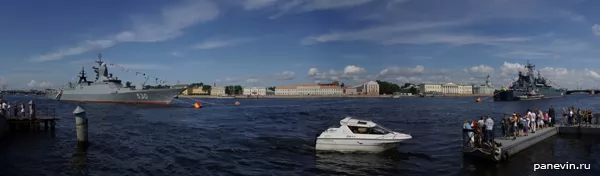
[315,117,412,153]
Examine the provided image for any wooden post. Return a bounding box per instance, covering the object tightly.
[73,106,88,145]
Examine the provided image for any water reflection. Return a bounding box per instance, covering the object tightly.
[315,149,429,175]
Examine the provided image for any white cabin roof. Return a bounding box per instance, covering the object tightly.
[340,116,377,127]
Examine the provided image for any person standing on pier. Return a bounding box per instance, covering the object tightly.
[13,102,18,118]
[478,117,485,140]
[485,116,494,143]
[568,107,574,126]
[562,108,567,126]
[548,106,555,127]
[28,100,36,119]
[20,103,25,119]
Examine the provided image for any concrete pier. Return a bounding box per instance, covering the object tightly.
[494,127,558,161]
[464,125,600,162]
[557,125,600,135]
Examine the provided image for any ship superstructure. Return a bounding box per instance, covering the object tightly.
[493,61,564,101]
[47,54,186,104]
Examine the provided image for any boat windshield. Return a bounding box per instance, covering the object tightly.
[372,125,392,134]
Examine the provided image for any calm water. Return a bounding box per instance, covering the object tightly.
[1,94,599,176]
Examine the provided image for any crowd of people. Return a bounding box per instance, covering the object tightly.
[562,106,597,127]
[463,105,600,148]
[0,99,36,119]
[463,106,558,147]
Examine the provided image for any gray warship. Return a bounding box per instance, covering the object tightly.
[493,61,565,101]
[46,54,186,104]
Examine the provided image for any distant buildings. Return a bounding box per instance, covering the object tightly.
[243,87,267,96]
[210,86,226,96]
[418,82,473,94]
[275,82,343,96]
[472,74,495,94]
[418,75,495,95]
[354,81,380,95]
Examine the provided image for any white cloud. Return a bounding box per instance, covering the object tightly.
[193,38,254,50]
[592,24,600,37]
[371,61,599,89]
[343,65,366,74]
[587,70,600,80]
[499,62,528,77]
[27,80,37,87]
[32,0,219,62]
[378,65,425,78]
[268,0,375,19]
[308,68,319,76]
[307,65,371,82]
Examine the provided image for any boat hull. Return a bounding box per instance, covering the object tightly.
[46,88,185,105]
[315,138,407,153]
[494,87,564,101]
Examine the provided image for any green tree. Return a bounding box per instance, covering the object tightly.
[340,83,345,87]
[225,85,243,95]
[190,82,203,88]
[409,87,418,94]
[267,86,276,91]
[202,85,212,94]
[376,80,401,95]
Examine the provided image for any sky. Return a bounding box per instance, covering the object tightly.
[2,0,600,90]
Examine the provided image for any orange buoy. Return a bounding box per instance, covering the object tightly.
[193,102,202,108]
[476,98,482,102]
[234,101,240,105]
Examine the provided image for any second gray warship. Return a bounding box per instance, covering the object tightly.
[493,61,565,101]
[46,54,186,104]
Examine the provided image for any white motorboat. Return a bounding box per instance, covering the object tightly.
[315,117,412,153]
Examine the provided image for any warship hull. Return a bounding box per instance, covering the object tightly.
[493,87,564,101]
[47,88,185,104]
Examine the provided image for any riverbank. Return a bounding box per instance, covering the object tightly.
[178,95,386,99]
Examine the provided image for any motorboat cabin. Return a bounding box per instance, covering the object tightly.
[315,117,412,153]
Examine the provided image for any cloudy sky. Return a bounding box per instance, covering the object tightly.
[1,0,600,89]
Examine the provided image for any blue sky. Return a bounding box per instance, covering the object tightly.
[2,0,600,89]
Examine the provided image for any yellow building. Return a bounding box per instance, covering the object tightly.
[210,86,226,96]
[182,88,208,95]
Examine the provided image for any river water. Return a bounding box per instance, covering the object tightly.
[0,94,599,176]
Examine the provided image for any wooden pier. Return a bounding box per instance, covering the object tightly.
[3,107,59,132]
[464,125,600,162]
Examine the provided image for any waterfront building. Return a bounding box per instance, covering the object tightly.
[418,83,442,93]
[472,74,495,95]
[343,87,358,95]
[352,81,380,95]
[243,87,267,96]
[418,83,473,94]
[275,83,343,96]
[210,86,226,96]
[442,83,473,94]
